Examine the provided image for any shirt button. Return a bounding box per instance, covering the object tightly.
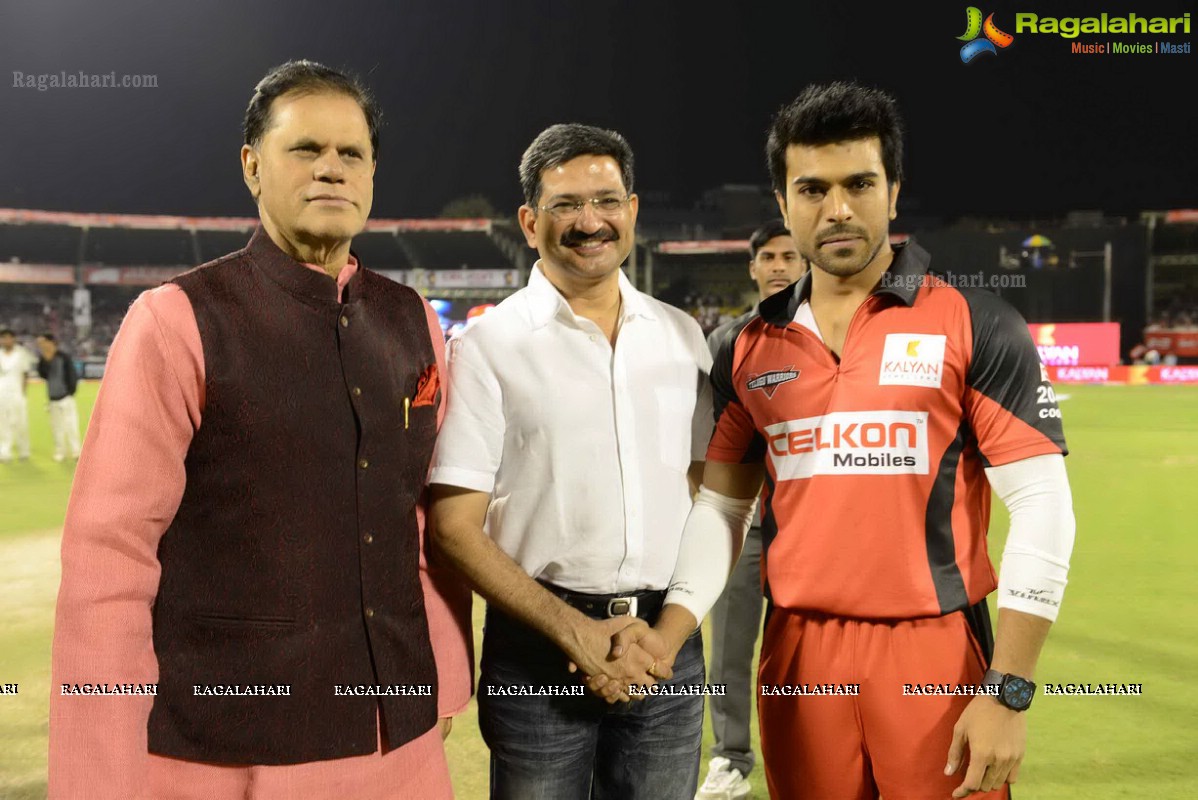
[365,607,375,618]
[352,386,362,396]
[340,315,349,327]
[359,459,369,469]
[363,533,373,544]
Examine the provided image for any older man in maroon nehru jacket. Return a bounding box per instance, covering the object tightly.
[48,60,472,799]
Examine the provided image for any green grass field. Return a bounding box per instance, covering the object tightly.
[2,381,1196,798]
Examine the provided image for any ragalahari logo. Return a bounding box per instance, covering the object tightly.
[958,7,1015,62]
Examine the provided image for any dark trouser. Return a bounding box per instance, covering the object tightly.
[478,604,705,800]
[707,525,764,777]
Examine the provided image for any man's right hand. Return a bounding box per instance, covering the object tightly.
[562,616,661,703]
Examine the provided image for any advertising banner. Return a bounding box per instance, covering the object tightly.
[1028,323,1120,366]
[1048,366,1198,385]
[1143,330,1198,358]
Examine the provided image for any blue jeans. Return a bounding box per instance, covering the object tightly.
[478,605,705,800]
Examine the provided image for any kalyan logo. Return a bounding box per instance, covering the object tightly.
[958,7,1015,62]
[747,367,800,399]
[879,334,947,388]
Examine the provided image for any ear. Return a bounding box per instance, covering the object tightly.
[888,181,901,220]
[517,205,539,248]
[627,192,639,228]
[748,258,759,282]
[241,145,261,202]
[775,190,788,223]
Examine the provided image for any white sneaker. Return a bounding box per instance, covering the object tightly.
[696,756,751,799]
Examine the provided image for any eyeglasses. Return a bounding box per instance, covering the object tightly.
[538,196,630,221]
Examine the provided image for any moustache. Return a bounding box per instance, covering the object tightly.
[817,225,869,245]
[560,227,619,247]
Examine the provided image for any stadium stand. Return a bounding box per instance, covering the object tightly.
[84,227,193,266]
[5,206,1198,365]
[649,251,754,334]
[0,223,82,264]
[351,231,412,270]
[401,230,508,270]
[196,229,254,263]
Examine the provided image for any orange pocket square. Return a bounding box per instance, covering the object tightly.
[413,363,439,407]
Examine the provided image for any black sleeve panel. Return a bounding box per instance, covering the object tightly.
[707,310,757,426]
[961,288,1068,464]
[706,311,767,464]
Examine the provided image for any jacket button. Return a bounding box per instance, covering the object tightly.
[359,459,369,469]
[352,386,362,396]
[365,607,375,618]
[363,533,373,544]
[340,315,349,327]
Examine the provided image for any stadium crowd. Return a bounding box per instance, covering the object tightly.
[1147,295,1198,329]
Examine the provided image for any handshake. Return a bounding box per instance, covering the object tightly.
[562,605,696,703]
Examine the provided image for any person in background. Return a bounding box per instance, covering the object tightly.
[0,327,33,462]
[36,333,82,462]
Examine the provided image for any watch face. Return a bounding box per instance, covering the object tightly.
[1002,676,1035,709]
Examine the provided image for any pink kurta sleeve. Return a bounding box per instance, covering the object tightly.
[48,284,203,799]
[416,299,475,717]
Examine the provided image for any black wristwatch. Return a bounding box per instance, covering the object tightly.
[982,669,1036,711]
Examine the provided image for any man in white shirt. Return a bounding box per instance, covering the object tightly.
[0,328,33,462]
[429,124,716,799]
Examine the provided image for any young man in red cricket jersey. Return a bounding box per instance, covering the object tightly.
[621,82,1076,799]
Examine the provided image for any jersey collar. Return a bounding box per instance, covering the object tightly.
[758,240,932,327]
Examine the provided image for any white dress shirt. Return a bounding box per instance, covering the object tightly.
[429,263,713,594]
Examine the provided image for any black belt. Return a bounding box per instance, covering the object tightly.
[538,581,666,622]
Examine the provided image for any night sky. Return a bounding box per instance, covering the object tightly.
[2,0,1195,221]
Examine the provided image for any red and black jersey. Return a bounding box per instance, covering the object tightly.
[707,242,1067,619]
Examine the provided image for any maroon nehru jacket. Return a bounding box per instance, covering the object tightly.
[148,227,439,764]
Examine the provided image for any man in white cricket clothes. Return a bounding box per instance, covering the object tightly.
[429,123,737,800]
[0,328,33,462]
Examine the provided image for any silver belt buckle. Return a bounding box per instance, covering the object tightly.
[606,596,638,618]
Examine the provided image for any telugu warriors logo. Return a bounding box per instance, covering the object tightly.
[958,7,1015,62]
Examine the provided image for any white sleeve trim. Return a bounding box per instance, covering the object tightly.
[427,466,496,494]
[663,486,756,625]
[988,454,1076,622]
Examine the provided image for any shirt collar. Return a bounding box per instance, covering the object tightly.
[525,261,657,330]
[758,240,932,327]
[246,226,365,307]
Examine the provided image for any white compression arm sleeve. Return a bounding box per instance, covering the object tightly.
[663,486,757,625]
[988,453,1076,622]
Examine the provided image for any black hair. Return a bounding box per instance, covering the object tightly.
[243,60,381,160]
[38,332,57,343]
[766,81,904,194]
[519,124,634,208]
[749,221,793,260]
